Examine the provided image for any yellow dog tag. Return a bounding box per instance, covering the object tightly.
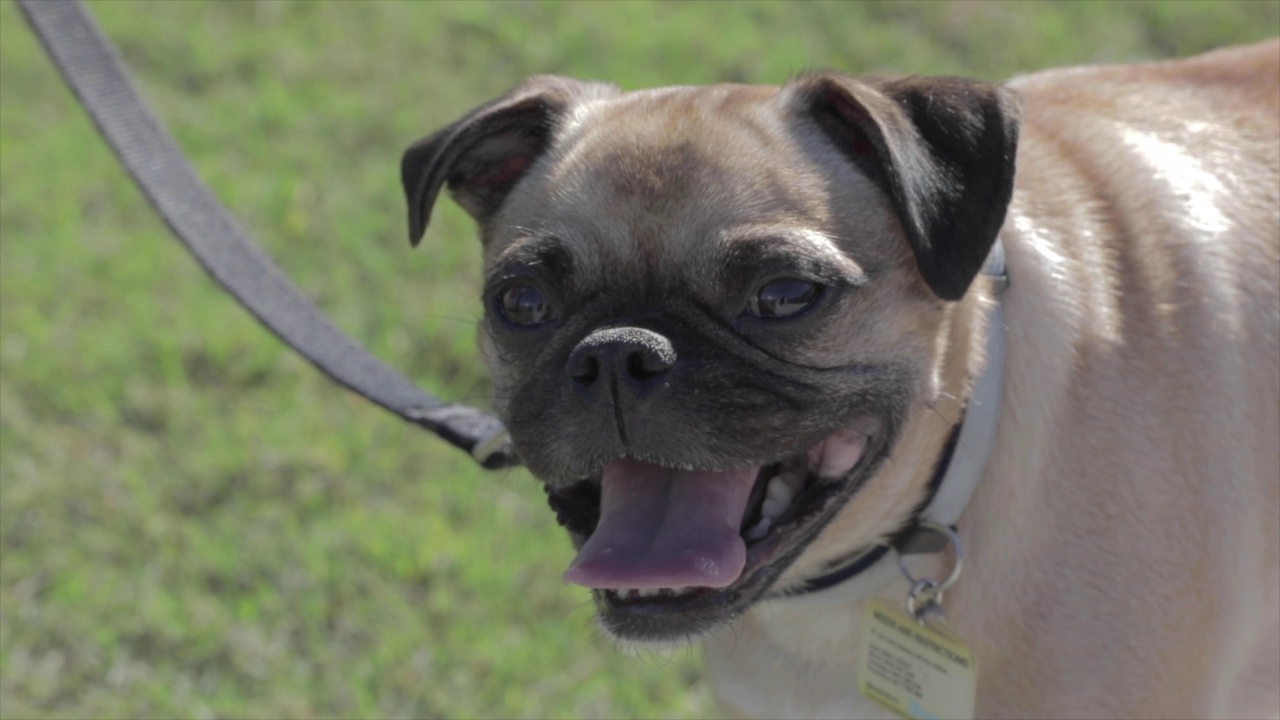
[857,597,977,720]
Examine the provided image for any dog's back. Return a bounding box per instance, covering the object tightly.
[975,40,1280,716]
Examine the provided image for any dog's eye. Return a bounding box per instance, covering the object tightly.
[498,283,554,326]
[747,278,820,318]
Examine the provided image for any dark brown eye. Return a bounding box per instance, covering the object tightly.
[747,278,819,318]
[498,284,554,326]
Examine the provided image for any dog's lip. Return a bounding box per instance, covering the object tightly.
[587,448,883,634]
[596,467,853,599]
[544,418,886,634]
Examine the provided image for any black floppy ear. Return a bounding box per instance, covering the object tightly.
[791,74,1021,300]
[401,76,615,246]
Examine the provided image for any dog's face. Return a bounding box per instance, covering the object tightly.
[402,75,1019,641]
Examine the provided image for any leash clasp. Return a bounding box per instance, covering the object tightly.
[471,428,512,467]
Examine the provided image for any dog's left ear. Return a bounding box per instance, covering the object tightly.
[790,74,1021,300]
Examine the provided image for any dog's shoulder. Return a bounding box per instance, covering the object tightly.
[1008,39,1278,111]
[1005,41,1279,302]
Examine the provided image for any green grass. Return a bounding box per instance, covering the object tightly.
[2,1,1276,717]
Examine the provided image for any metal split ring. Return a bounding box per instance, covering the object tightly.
[896,520,964,593]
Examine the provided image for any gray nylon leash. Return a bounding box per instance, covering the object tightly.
[18,0,516,469]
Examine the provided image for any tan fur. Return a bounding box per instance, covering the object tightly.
[704,41,1280,719]
[412,40,1279,719]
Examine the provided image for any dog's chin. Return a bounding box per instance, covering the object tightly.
[542,417,892,643]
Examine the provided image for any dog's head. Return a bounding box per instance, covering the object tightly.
[401,74,1019,641]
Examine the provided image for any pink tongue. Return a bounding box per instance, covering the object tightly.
[562,459,758,589]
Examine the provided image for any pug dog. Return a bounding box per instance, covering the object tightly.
[400,40,1279,719]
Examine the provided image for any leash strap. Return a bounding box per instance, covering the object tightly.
[18,0,515,468]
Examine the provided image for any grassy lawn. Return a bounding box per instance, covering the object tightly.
[2,2,1276,718]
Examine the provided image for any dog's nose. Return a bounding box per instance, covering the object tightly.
[567,326,676,395]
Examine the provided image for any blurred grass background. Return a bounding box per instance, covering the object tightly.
[1,1,1276,717]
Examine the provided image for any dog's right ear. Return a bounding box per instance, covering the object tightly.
[401,76,615,246]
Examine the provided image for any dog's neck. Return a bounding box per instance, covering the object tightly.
[772,241,1008,603]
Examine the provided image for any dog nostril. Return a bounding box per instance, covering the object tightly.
[571,356,600,385]
[626,351,669,381]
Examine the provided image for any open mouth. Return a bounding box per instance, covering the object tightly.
[544,418,885,640]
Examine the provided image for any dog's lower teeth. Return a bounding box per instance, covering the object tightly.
[745,472,803,541]
[607,586,697,600]
[761,475,797,520]
[745,516,773,541]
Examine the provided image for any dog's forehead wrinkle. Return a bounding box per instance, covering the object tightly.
[551,87,817,198]
[719,227,868,284]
